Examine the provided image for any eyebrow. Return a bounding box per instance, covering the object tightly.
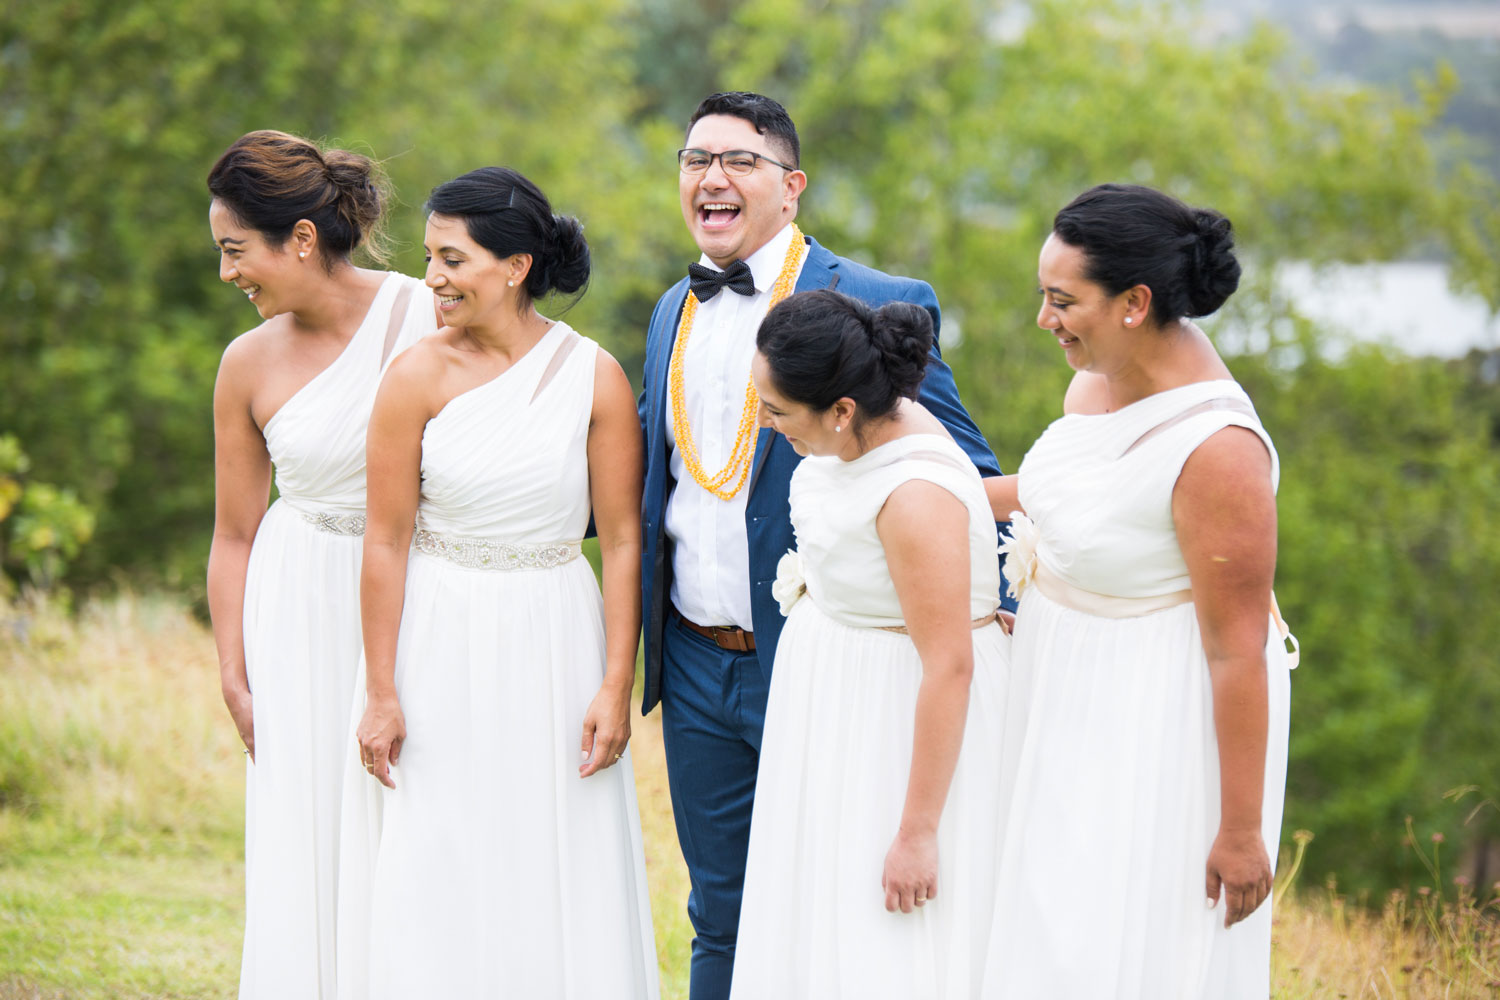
[425,245,469,256]
[217,237,244,247]
[1038,283,1075,298]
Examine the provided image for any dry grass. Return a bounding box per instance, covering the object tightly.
[2,591,1498,999]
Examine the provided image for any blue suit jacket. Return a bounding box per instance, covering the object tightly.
[639,235,1006,714]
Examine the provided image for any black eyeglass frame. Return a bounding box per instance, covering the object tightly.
[677,148,798,176]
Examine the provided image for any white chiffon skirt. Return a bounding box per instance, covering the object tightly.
[240,500,365,1000]
[346,551,658,999]
[731,598,1011,1000]
[981,592,1292,999]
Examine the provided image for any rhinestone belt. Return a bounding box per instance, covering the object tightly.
[412,529,582,571]
[298,509,367,536]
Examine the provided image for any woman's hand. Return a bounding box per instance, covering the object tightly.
[223,684,255,761]
[357,693,406,789]
[578,680,631,778]
[1205,826,1272,927]
[882,827,939,914]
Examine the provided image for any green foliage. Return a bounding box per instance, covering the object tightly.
[1234,345,1500,890]
[2,0,1498,892]
[0,436,95,589]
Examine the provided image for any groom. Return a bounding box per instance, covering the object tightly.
[639,91,1007,1000]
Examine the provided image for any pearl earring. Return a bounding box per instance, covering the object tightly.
[834,425,843,433]
[299,251,307,259]
[1124,317,1133,325]
[507,280,515,287]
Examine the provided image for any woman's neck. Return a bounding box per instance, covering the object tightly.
[838,399,937,461]
[461,306,553,361]
[1098,320,1230,410]
[286,264,384,338]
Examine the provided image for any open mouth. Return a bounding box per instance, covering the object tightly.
[699,202,740,228]
[437,293,463,310]
[240,283,261,301]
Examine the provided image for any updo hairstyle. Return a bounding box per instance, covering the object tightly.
[207,130,390,270]
[1052,183,1241,325]
[424,167,590,308]
[756,289,933,431]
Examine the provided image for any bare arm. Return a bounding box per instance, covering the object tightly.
[578,350,645,778]
[206,339,272,759]
[876,480,975,914]
[355,350,432,788]
[982,474,1022,522]
[1173,425,1277,928]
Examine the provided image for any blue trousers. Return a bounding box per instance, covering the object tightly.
[660,615,770,1000]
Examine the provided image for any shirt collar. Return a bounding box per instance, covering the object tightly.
[695,223,797,295]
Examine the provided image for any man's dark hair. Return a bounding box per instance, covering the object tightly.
[686,92,801,169]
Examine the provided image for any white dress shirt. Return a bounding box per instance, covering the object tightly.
[666,223,804,629]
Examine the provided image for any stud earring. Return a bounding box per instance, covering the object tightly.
[834,425,843,433]
[1124,317,1133,325]
[507,280,515,287]
[299,251,307,259]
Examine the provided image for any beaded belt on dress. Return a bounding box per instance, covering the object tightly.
[296,508,367,536]
[412,528,582,571]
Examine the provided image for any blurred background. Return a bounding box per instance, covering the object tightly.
[3,0,1499,984]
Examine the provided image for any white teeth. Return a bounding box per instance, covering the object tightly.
[438,294,462,305]
[702,203,739,211]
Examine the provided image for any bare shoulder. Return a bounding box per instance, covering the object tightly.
[879,477,966,530]
[382,329,452,386]
[1176,425,1273,504]
[591,346,637,416]
[1063,371,1110,415]
[215,315,287,390]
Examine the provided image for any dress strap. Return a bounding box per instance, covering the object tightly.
[530,327,586,403]
[1122,396,1258,457]
[380,279,416,368]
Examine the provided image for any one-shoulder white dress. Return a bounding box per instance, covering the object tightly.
[981,380,1293,999]
[731,434,1011,999]
[351,323,659,999]
[238,272,432,1000]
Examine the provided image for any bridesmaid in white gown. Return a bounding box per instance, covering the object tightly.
[981,184,1293,998]
[206,130,434,1000]
[731,290,1010,999]
[349,167,658,998]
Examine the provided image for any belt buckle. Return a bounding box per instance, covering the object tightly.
[712,626,751,653]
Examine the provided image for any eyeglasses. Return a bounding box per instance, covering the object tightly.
[678,148,796,177]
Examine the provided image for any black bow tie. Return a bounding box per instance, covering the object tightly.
[688,260,756,302]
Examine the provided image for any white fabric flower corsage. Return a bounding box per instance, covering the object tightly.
[998,511,1040,601]
[771,549,807,616]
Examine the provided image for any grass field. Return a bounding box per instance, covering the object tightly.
[1,592,1497,998]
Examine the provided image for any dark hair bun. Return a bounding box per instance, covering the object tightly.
[1052,183,1240,323]
[323,148,384,247]
[868,301,934,401]
[1185,209,1241,317]
[426,166,590,307]
[207,129,391,267]
[756,289,934,426]
[536,213,590,297]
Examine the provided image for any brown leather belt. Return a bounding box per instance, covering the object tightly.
[671,607,756,652]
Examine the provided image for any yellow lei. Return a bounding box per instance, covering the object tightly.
[669,224,807,501]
